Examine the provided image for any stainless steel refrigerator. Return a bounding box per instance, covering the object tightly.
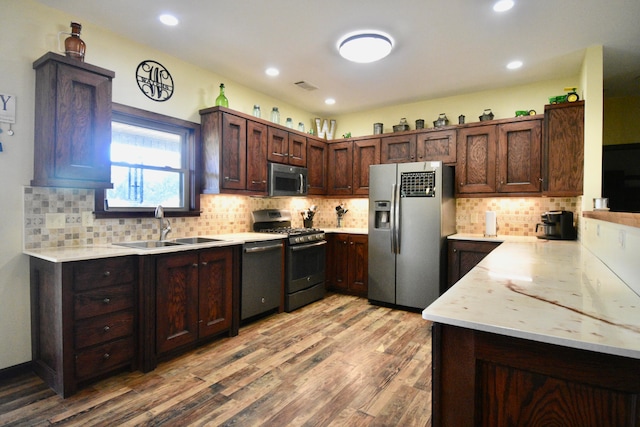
[368,161,455,310]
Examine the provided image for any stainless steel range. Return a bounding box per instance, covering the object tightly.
[252,209,326,312]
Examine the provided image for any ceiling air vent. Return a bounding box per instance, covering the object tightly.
[294,81,318,91]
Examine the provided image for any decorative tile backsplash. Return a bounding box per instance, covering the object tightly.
[23,186,580,250]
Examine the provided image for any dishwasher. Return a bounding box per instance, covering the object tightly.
[241,240,283,321]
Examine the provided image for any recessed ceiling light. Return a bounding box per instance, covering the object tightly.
[159,14,179,26]
[507,60,523,70]
[337,30,393,63]
[325,98,336,105]
[493,0,514,12]
[265,67,280,77]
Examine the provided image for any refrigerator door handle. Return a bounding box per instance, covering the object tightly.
[390,183,397,253]
[394,182,401,254]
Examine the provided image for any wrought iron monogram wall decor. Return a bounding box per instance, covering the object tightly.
[135,60,174,102]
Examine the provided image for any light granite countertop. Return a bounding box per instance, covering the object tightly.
[423,239,640,359]
[24,233,284,263]
[322,227,368,234]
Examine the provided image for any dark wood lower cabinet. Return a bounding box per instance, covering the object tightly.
[447,240,501,290]
[326,233,368,297]
[432,323,640,426]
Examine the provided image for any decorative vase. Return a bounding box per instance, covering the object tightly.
[215,83,229,107]
[63,22,86,61]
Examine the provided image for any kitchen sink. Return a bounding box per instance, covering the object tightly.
[171,237,224,244]
[115,240,183,249]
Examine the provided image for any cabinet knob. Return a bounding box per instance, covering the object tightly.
[453,248,457,253]
[103,271,111,277]
[103,325,111,332]
[103,298,111,304]
[192,263,199,268]
[224,176,230,181]
[350,242,354,245]
[103,353,110,360]
[539,178,544,182]
[500,180,504,184]
[201,261,208,266]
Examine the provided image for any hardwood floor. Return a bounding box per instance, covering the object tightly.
[0,294,433,426]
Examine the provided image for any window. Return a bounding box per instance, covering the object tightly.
[95,103,201,218]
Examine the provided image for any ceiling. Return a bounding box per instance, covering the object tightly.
[36,0,640,116]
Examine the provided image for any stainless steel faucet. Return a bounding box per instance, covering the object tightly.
[155,205,171,241]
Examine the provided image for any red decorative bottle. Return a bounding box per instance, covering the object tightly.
[64,22,86,61]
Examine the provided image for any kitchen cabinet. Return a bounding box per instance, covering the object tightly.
[30,256,137,397]
[447,239,501,290]
[307,139,328,195]
[326,233,368,297]
[267,127,307,166]
[352,138,380,195]
[381,134,417,163]
[327,141,353,195]
[432,323,640,427]
[457,117,542,196]
[543,101,584,196]
[416,129,457,164]
[247,121,268,193]
[154,247,235,357]
[31,52,115,189]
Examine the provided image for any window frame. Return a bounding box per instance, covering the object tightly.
[94,103,201,219]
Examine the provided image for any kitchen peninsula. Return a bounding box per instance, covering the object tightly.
[423,238,640,426]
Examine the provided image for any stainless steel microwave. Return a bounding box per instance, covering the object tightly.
[268,162,308,197]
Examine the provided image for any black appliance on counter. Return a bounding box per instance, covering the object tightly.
[252,209,326,312]
[536,210,577,240]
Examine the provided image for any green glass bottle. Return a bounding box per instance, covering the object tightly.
[215,83,229,107]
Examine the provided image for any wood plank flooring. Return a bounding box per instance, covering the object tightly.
[0,294,433,426]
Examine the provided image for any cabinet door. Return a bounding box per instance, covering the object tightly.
[156,252,199,354]
[347,235,368,296]
[220,113,247,190]
[496,120,542,193]
[353,138,380,195]
[267,127,289,164]
[50,63,112,185]
[332,234,350,292]
[457,126,497,194]
[307,139,328,195]
[447,240,500,289]
[247,121,268,193]
[544,102,584,196]
[381,134,417,163]
[198,248,233,339]
[327,141,353,195]
[288,133,307,166]
[417,129,457,164]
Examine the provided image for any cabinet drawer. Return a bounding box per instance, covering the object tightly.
[74,284,134,320]
[75,310,134,350]
[72,257,136,291]
[75,337,135,381]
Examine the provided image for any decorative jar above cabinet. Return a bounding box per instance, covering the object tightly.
[31,52,115,189]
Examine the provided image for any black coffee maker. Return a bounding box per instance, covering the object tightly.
[536,211,577,240]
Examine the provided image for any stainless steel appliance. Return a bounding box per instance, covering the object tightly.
[241,240,283,321]
[268,163,308,197]
[252,209,326,311]
[368,161,456,310]
[535,210,577,240]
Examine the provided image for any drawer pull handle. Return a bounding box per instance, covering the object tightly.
[103,298,111,304]
[103,353,110,360]
[192,263,198,268]
[103,271,111,277]
[103,325,111,332]
[201,261,208,266]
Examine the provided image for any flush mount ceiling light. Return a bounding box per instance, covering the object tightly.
[337,30,393,63]
[265,67,280,77]
[158,13,179,26]
[507,60,523,70]
[493,0,514,12]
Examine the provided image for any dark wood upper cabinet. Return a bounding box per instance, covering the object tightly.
[327,141,353,195]
[417,129,457,164]
[544,101,584,196]
[496,119,542,193]
[246,121,268,193]
[219,113,247,191]
[267,128,307,166]
[307,139,328,195]
[288,133,307,167]
[32,52,115,189]
[457,125,497,194]
[353,138,380,195]
[381,134,417,163]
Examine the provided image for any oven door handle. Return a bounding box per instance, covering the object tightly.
[244,243,283,253]
[290,240,327,252]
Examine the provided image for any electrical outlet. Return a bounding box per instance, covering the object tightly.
[596,224,600,237]
[81,211,94,227]
[45,213,66,229]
